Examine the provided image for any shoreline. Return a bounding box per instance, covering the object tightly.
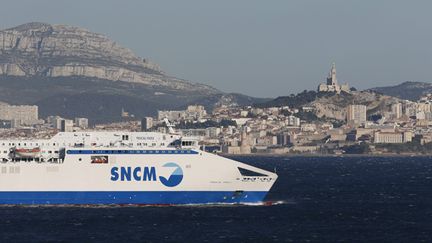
[221,153,432,158]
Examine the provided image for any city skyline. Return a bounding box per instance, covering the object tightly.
[1,0,432,97]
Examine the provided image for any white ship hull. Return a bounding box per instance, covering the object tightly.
[0,148,277,204]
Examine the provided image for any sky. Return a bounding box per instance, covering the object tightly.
[1,0,432,98]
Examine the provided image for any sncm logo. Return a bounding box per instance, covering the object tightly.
[159,162,183,187]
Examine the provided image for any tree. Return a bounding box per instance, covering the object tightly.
[342,143,370,154]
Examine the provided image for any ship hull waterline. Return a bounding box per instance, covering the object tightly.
[0,191,269,205]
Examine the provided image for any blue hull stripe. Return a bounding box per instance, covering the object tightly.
[0,191,268,205]
[66,150,199,155]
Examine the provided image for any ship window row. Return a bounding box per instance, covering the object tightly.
[110,142,166,147]
[1,158,61,163]
[1,150,57,154]
[67,150,197,155]
[1,142,170,147]
[2,143,57,146]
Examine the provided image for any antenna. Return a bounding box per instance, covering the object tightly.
[163,118,175,134]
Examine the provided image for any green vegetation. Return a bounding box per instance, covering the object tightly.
[341,138,432,155]
[342,143,371,154]
[255,90,330,109]
[375,140,432,154]
[330,119,345,128]
[368,114,382,122]
[296,110,320,121]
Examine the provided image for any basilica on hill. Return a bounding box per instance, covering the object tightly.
[317,63,350,93]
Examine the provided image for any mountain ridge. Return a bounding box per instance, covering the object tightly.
[369,81,432,101]
[0,22,265,123]
[0,22,218,94]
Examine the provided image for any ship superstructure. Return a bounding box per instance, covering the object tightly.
[0,132,277,204]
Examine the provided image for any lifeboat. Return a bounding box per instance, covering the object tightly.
[91,156,108,164]
[14,147,41,157]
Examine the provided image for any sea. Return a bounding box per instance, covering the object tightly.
[1,156,432,242]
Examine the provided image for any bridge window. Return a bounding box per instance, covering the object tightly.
[237,167,268,177]
[182,141,194,146]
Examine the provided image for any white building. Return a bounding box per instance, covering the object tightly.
[47,116,62,129]
[391,103,403,119]
[60,119,74,132]
[347,105,367,125]
[374,131,413,144]
[0,104,38,125]
[287,115,300,127]
[186,105,207,119]
[157,105,207,122]
[74,118,89,129]
[141,117,153,131]
[157,110,186,121]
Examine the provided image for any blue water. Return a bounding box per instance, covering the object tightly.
[1,156,432,242]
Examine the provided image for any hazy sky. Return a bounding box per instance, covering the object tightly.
[1,0,432,97]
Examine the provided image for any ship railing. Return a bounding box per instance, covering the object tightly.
[1,157,64,164]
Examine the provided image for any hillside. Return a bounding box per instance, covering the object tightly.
[255,90,402,121]
[370,81,432,101]
[0,22,264,123]
[310,91,401,120]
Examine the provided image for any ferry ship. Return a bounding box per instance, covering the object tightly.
[0,131,277,205]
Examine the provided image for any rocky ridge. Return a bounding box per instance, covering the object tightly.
[0,22,218,94]
[0,22,269,123]
[309,91,402,120]
[370,81,432,101]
